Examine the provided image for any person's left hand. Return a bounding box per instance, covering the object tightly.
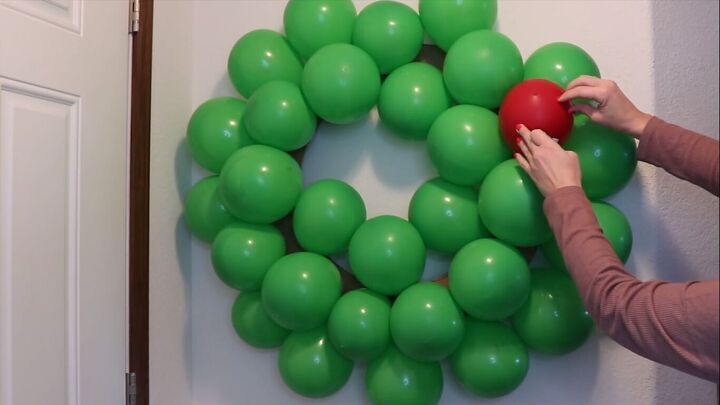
[514,124,582,196]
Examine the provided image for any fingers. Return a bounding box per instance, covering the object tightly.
[530,129,554,146]
[568,103,602,121]
[515,152,531,173]
[516,124,538,150]
[558,85,605,103]
[565,75,602,90]
[517,137,534,164]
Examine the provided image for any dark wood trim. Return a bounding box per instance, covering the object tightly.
[128,1,153,404]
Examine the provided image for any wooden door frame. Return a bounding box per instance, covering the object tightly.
[128,0,153,404]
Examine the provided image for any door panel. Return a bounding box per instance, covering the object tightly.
[0,1,130,404]
[0,79,79,405]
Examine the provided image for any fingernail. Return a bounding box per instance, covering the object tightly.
[516,136,523,144]
[515,124,522,132]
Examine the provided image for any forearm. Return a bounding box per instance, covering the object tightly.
[638,117,720,196]
[544,186,719,381]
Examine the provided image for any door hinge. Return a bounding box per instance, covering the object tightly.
[126,372,137,405]
[129,0,140,33]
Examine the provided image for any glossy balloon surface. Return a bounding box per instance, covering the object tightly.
[512,268,594,354]
[444,30,523,108]
[366,345,443,405]
[219,145,302,224]
[449,239,530,320]
[427,105,510,186]
[262,252,341,331]
[499,79,573,153]
[409,178,489,254]
[227,29,303,98]
[184,176,235,243]
[352,1,423,74]
[348,216,425,295]
[328,289,391,361]
[187,97,252,173]
[293,179,366,255]
[231,291,290,348]
[211,222,286,291]
[478,159,551,246]
[564,120,637,199]
[378,62,452,140]
[302,44,381,124]
[283,0,357,61]
[279,327,354,398]
[419,0,497,51]
[390,282,465,362]
[243,81,316,151]
[524,42,600,89]
[450,320,528,397]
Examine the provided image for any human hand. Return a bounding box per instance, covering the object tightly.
[514,124,582,196]
[558,76,652,139]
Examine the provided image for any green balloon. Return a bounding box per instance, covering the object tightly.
[211,222,286,291]
[409,178,489,254]
[219,145,302,224]
[564,120,637,199]
[524,42,600,89]
[243,81,316,151]
[427,105,511,186]
[478,159,552,247]
[352,1,424,74]
[390,282,465,362]
[512,268,594,354]
[279,327,354,398]
[283,0,357,61]
[419,0,497,51]
[449,239,531,320]
[262,252,342,331]
[328,289,391,361]
[348,216,425,295]
[302,43,381,124]
[378,62,452,140]
[293,179,367,255]
[541,200,633,270]
[450,320,529,398]
[592,201,633,261]
[184,176,236,243]
[539,236,567,272]
[187,97,252,173]
[227,29,303,98]
[365,345,443,405]
[231,291,290,349]
[444,30,524,108]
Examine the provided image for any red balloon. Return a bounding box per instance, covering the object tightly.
[499,79,573,153]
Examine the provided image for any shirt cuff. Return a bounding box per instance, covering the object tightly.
[637,115,663,162]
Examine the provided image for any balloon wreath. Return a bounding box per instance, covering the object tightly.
[183,0,637,402]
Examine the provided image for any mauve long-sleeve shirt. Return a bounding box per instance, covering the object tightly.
[544,117,719,382]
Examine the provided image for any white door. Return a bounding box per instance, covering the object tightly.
[0,1,130,404]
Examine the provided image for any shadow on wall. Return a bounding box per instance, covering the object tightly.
[175,137,195,389]
[650,1,719,403]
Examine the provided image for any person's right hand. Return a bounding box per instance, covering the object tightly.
[558,76,652,139]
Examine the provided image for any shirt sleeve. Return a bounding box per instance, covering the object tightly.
[543,186,719,382]
[638,117,719,196]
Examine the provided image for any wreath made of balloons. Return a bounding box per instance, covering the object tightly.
[183,0,637,403]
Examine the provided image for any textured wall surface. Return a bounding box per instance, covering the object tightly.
[150,1,719,404]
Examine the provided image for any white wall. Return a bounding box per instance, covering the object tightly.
[150,1,719,404]
[149,2,194,405]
